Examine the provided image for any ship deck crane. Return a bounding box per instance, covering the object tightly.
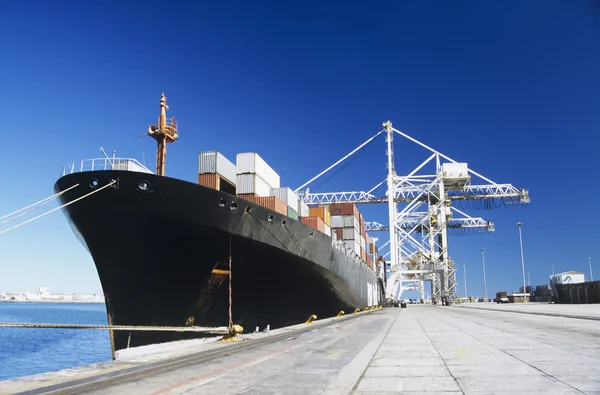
[295,121,529,304]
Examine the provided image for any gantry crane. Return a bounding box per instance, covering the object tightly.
[295,121,529,304]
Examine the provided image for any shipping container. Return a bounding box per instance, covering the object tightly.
[360,235,366,250]
[342,227,360,241]
[342,215,360,231]
[331,215,343,228]
[236,153,280,188]
[198,151,236,185]
[310,207,331,227]
[369,243,375,254]
[287,206,298,220]
[270,187,299,212]
[344,240,360,255]
[238,195,287,215]
[332,227,343,240]
[301,216,325,233]
[328,203,360,218]
[298,200,310,217]
[237,193,257,200]
[236,173,272,197]
[323,223,331,237]
[198,173,236,195]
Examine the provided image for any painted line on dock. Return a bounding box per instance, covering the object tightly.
[456,305,600,321]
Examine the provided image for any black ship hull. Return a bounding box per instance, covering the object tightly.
[54,170,384,352]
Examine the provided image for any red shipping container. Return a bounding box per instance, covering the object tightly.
[328,203,360,219]
[301,216,325,233]
[332,227,343,240]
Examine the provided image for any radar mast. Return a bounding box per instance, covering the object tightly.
[148,93,178,175]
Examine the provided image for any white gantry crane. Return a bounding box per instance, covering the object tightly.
[295,121,529,304]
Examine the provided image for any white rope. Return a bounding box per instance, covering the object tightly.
[0,322,229,333]
[0,180,116,236]
[0,183,80,223]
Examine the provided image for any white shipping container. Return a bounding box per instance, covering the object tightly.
[342,215,360,231]
[331,215,343,228]
[343,227,360,241]
[323,223,331,237]
[236,153,280,188]
[269,187,299,211]
[344,240,361,255]
[236,174,271,197]
[299,200,310,217]
[198,151,237,185]
[360,235,366,250]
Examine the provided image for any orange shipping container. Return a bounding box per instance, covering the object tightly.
[237,195,287,215]
[254,196,287,215]
[301,216,325,233]
[310,207,331,226]
[198,173,236,195]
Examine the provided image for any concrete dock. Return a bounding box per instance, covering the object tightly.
[3,304,600,394]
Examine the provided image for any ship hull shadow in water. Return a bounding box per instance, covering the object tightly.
[54,170,384,352]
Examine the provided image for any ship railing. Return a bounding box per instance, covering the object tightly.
[61,158,154,176]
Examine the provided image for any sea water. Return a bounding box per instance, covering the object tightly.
[0,302,112,381]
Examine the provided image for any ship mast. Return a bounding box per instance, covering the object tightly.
[148,93,178,176]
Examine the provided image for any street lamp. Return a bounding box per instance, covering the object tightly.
[463,261,468,299]
[589,257,594,282]
[481,248,487,302]
[517,222,527,302]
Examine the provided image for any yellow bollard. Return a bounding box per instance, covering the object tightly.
[353,308,361,314]
[305,314,317,324]
[336,311,345,318]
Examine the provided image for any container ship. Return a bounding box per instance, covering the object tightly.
[54,94,385,354]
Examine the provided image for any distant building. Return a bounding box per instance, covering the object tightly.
[551,271,585,285]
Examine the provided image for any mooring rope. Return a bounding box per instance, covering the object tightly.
[0,180,116,236]
[0,322,229,333]
[228,233,233,332]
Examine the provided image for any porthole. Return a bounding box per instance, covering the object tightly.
[281,219,287,226]
[138,180,150,190]
[219,198,226,207]
[230,201,238,211]
[309,232,314,238]
[268,214,274,222]
[90,178,99,188]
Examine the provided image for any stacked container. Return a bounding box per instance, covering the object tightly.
[237,195,287,215]
[301,216,325,233]
[309,207,331,236]
[328,203,362,256]
[235,153,280,196]
[198,151,237,195]
[269,187,299,220]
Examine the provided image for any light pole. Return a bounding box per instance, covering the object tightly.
[589,257,594,282]
[528,271,531,288]
[552,266,555,276]
[517,222,527,302]
[463,261,468,299]
[481,248,487,302]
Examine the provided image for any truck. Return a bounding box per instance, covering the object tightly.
[496,291,509,303]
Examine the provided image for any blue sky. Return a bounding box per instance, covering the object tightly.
[0,1,598,296]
